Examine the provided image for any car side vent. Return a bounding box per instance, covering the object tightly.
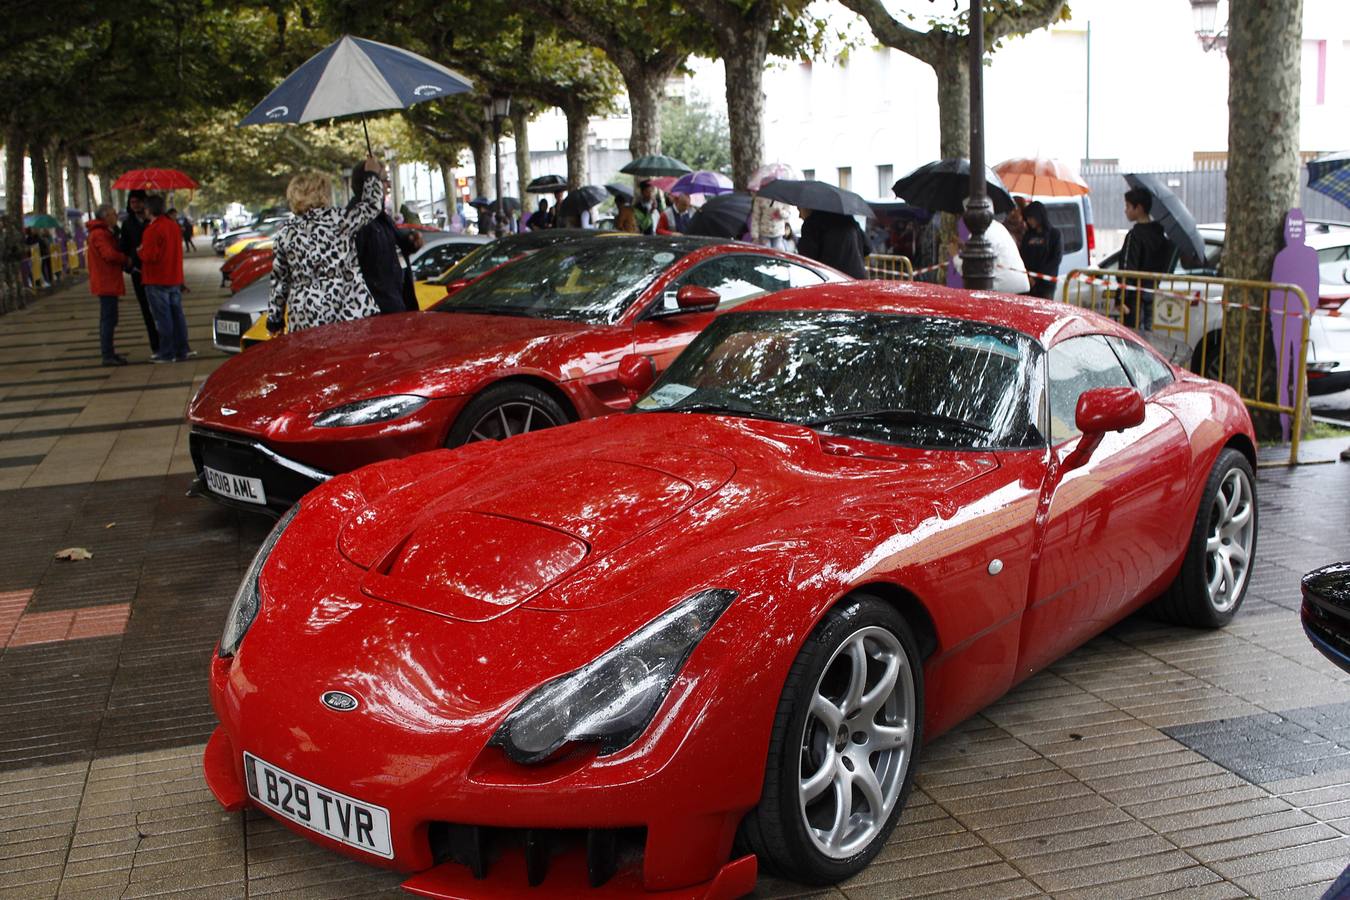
[427,822,645,888]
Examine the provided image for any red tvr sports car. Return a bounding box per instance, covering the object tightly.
[188,235,843,514]
[203,282,1258,898]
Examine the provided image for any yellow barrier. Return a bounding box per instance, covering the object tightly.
[864,254,914,281]
[1061,268,1311,466]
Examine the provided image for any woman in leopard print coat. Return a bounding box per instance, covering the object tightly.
[267,158,386,333]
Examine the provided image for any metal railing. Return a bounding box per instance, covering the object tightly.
[865,254,914,281]
[1061,267,1312,465]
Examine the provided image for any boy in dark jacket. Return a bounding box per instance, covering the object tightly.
[119,190,161,354]
[1018,201,1063,299]
[349,162,422,314]
[797,209,867,279]
[1120,188,1174,332]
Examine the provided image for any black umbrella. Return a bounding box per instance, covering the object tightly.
[469,196,520,213]
[620,154,692,177]
[604,182,634,201]
[891,159,1014,216]
[687,192,753,239]
[757,179,874,218]
[556,185,608,219]
[1123,173,1207,267]
[526,174,567,194]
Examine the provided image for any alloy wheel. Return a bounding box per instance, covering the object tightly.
[466,401,560,443]
[798,625,915,859]
[1205,467,1255,612]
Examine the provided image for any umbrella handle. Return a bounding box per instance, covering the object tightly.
[362,117,373,156]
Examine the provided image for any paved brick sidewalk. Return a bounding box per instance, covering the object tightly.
[1,256,1348,899]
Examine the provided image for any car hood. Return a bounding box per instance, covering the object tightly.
[319,414,998,624]
[189,311,593,433]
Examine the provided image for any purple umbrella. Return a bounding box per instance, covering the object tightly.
[670,170,733,196]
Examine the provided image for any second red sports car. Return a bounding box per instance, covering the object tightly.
[188,235,844,514]
[203,281,1257,897]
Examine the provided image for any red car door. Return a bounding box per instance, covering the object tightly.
[1020,334,1190,679]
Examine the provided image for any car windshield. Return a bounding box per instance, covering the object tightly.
[433,242,691,323]
[636,310,1044,449]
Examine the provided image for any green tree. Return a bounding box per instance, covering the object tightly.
[659,96,731,174]
[839,0,1068,159]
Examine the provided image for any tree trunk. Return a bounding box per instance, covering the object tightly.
[934,48,971,160]
[510,108,531,204]
[472,131,491,200]
[65,148,83,213]
[439,159,457,224]
[564,103,589,189]
[30,145,48,214]
[48,142,65,216]
[4,126,23,220]
[1221,0,1303,441]
[625,69,664,158]
[722,31,769,190]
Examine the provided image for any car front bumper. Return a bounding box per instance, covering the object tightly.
[1302,563,1350,674]
[189,428,330,516]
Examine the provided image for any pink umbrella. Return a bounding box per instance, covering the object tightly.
[643,176,679,192]
[748,162,801,192]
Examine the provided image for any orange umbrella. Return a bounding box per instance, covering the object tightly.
[992,158,1089,197]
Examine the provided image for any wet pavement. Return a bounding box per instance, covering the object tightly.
[1,254,1349,899]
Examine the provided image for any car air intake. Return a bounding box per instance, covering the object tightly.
[427,823,646,888]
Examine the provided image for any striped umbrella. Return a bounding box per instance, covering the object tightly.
[239,35,473,152]
[993,157,1089,197]
[1308,151,1350,210]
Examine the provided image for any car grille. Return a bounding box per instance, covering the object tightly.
[427,823,645,889]
[213,311,255,350]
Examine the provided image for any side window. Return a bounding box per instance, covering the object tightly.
[412,245,452,278]
[1107,336,1174,396]
[1047,335,1132,443]
[1044,202,1084,254]
[656,256,814,314]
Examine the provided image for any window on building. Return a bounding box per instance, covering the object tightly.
[837,167,852,191]
[802,168,815,181]
[877,165,893,198]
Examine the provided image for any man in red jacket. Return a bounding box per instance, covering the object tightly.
[87,205,130,366]
[138,195,192,362]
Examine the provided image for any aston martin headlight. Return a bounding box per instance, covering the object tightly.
[312,395,428,428]
[491,588,737,765]
[219,503,300,658]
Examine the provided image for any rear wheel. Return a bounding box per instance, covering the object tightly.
[1152,448,1257,627]
[444,382,569,447]
[1190,331,1223,380]
[739,596,923,885]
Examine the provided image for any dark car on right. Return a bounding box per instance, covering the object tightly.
[1303,562,1350,673]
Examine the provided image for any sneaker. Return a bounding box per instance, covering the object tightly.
[150,354,173,364]
[185,349,199,358]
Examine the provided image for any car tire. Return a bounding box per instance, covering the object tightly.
[1151,448,1257,628]
[739,595,924,885]
[444,381,570,447]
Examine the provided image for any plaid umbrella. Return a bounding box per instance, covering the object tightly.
[1308,151,1350,210]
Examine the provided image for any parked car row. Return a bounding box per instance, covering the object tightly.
[194,227,1267,898]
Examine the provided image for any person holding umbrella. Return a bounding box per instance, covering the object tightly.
[797,209,867,278]
[119,190,160,356]
[1120,188,1173,332]
[1018,201,1063,299]
[138,196,191,363]
[266,156,387,334]
[349,161,423,315]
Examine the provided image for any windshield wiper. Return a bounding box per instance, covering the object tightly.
[804,408,991,435]
[436,304,539,318]
[663,399,779,420]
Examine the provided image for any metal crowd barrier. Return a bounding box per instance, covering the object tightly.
[864,254,914,281]
[1062,267,1312,466]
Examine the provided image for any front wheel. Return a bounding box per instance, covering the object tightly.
[739,596,923,885]
[444,382,569,447]
[1152,447,1257,627]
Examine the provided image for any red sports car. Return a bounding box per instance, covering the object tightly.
[203,281,1258,898]
[187,235,843,514]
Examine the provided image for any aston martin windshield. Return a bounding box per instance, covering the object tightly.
[637,311,1044,449]
[434,242,693,323]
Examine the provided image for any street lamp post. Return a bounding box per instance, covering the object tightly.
[483,95,511,236]
[961,0,995,291]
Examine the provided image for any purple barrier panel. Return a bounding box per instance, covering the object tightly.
[1269,209,1320,441]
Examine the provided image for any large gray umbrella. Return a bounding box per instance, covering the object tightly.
[757,179,873,218]
[620,155,692,177]
[1124,172,1206,267]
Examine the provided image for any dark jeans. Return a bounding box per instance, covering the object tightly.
[144,285,190,359]
[130,273,160,354]
[98,295,119,360]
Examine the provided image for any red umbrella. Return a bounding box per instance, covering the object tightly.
[112,168,199,191]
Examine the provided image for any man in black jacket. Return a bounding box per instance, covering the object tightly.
[1018,201,1063,299]
[349,162,422,314]
[797,209,867,279]
[1120,188,1174,332]
[119,190,160,354]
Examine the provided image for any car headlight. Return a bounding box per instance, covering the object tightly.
[312,395,428,428]
[219,503,300,658]
[491,588,736,765]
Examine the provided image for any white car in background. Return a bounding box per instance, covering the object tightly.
[1074,221,1350,406]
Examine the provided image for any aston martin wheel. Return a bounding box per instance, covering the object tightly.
[1152,448,1257,628]
[741,596,923,885]
[445,382,569,447]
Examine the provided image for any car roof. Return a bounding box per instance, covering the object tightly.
[732,280,1097,345]
[1198,220,1350,248]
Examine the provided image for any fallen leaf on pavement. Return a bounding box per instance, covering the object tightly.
[54,547,93,561]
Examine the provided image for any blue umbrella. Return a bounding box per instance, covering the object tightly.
[239,35,473,152]
[1308,151,1350,210]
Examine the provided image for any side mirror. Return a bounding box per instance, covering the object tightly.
[618,354,655,403]
[441,278,471,299]
[675,284,721,313]
[1063,386,1144,470]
